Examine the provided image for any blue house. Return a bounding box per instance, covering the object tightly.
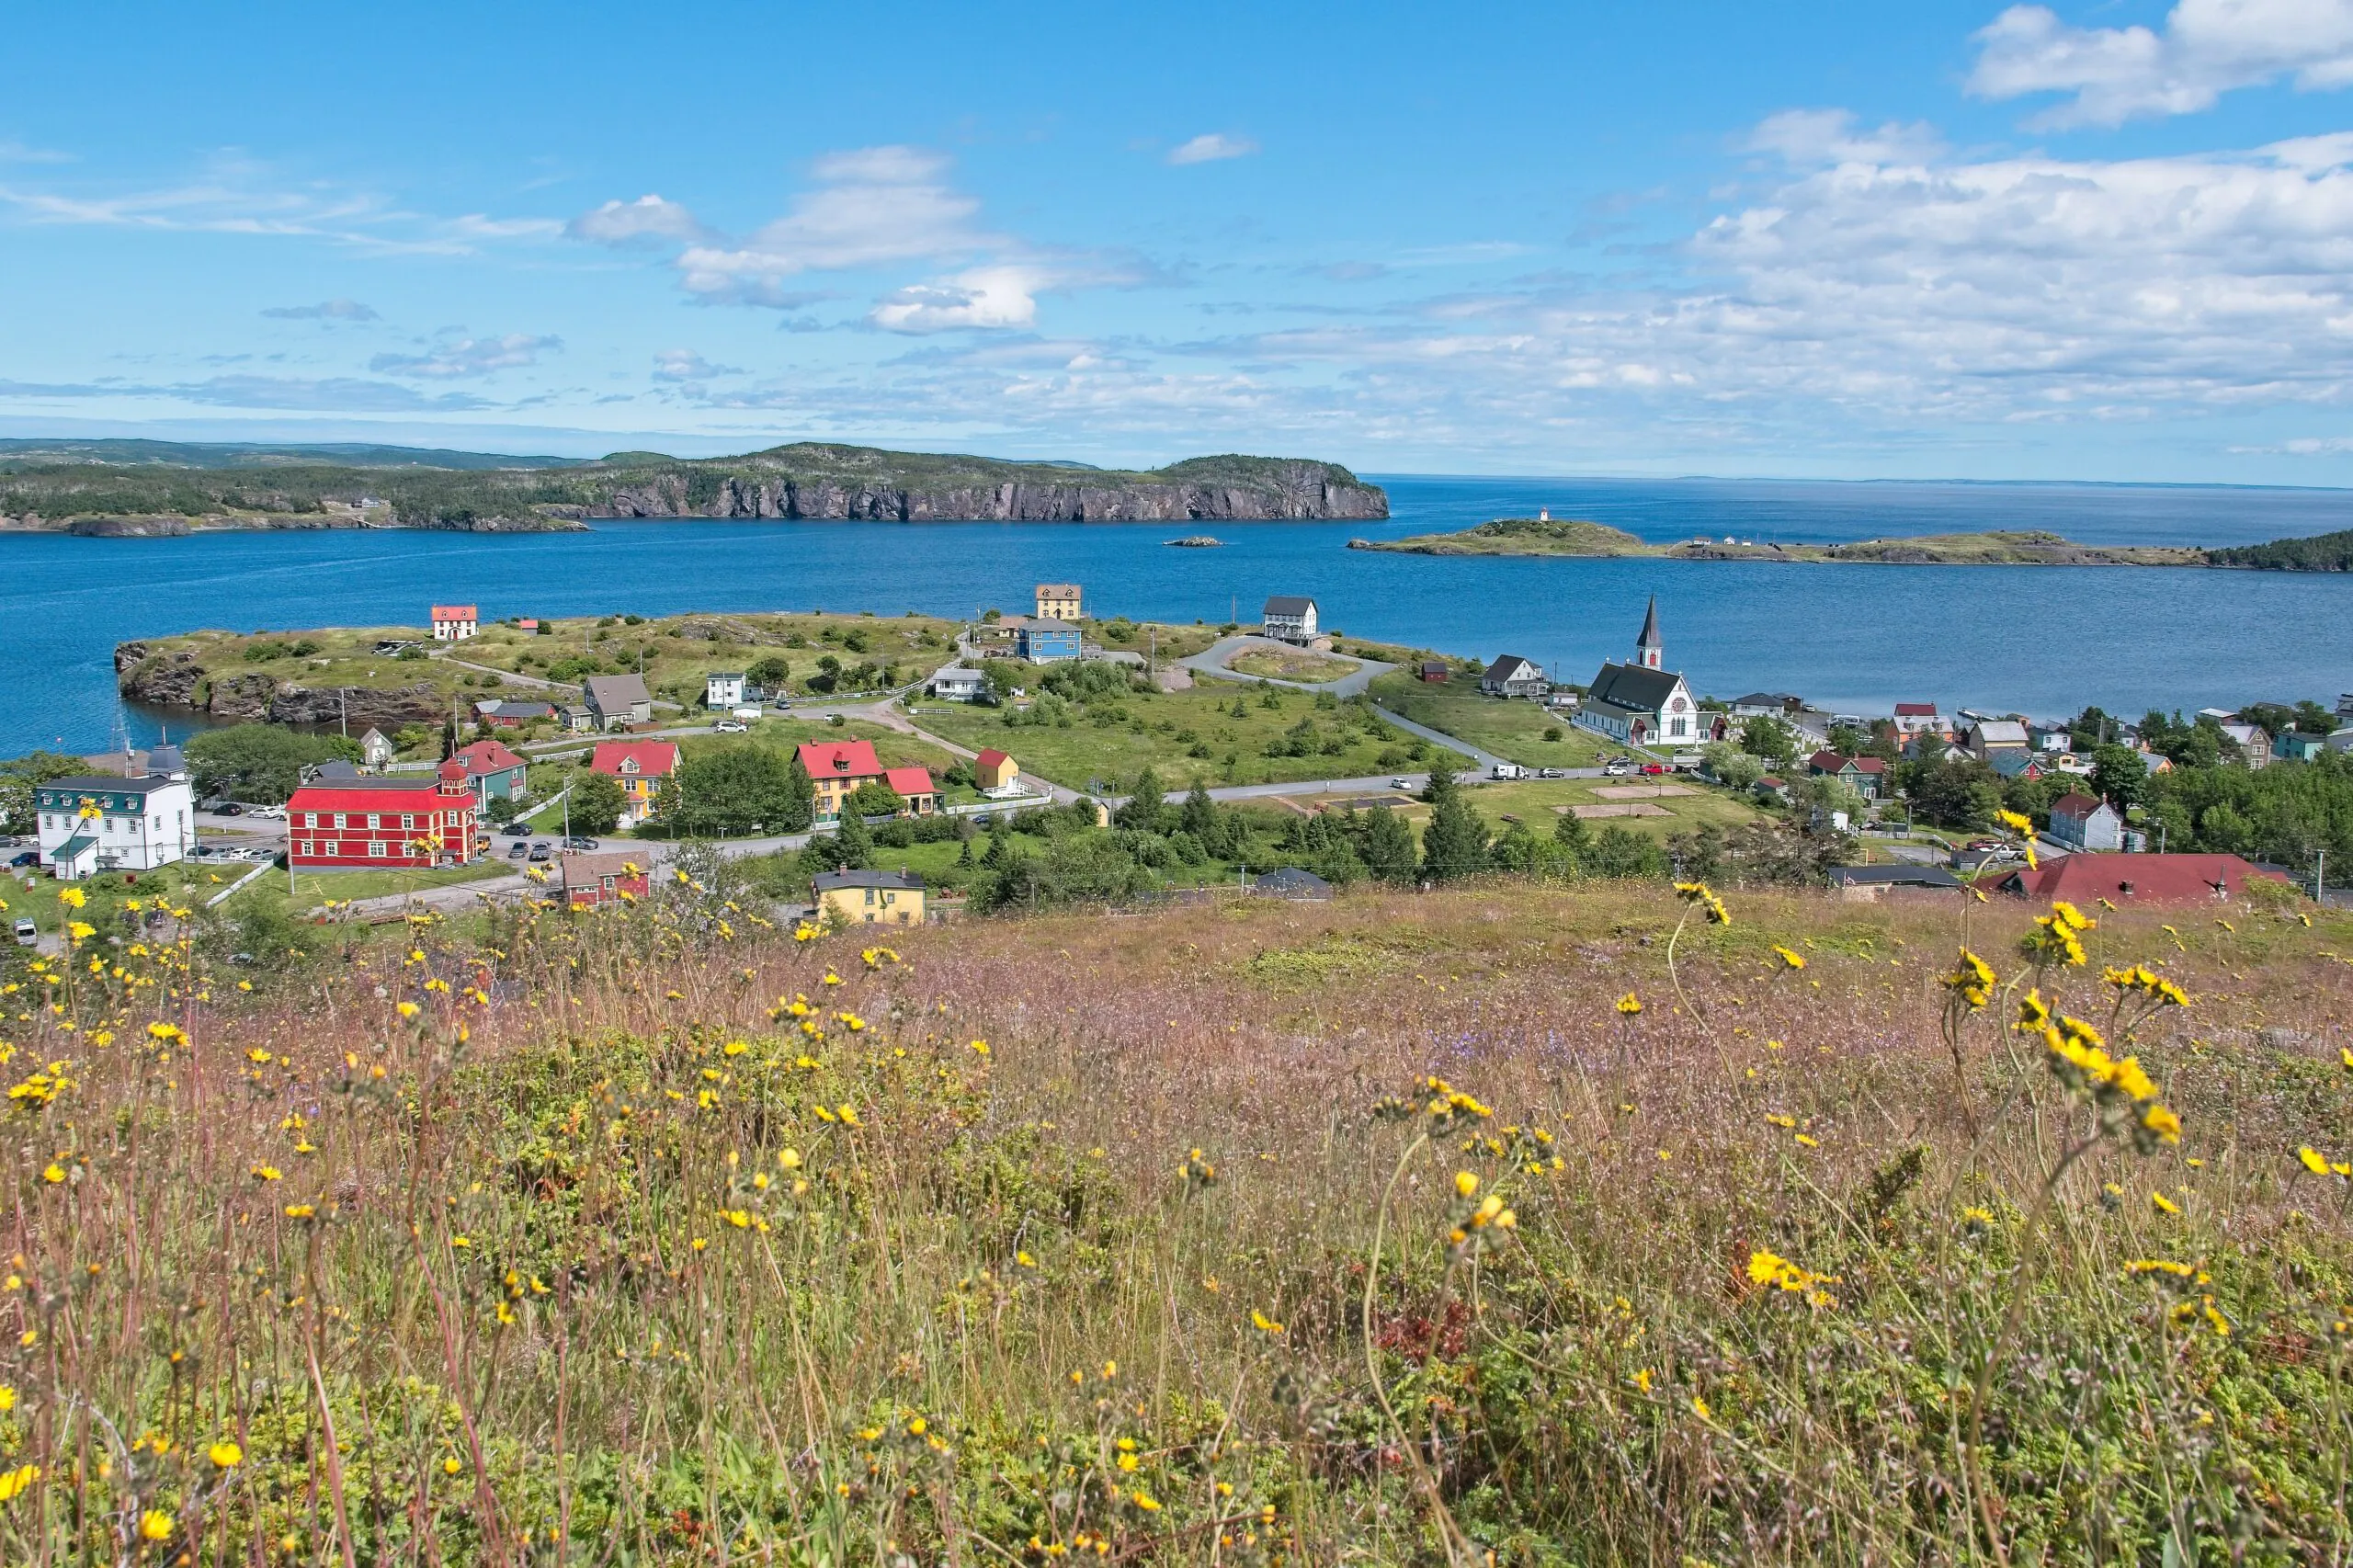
[1011,618,1083,663]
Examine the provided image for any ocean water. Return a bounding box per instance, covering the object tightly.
[2,472,2347,757]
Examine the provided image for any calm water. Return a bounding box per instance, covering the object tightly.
[4,472,2348,757]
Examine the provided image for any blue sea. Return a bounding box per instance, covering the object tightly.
[2,472,2347,757]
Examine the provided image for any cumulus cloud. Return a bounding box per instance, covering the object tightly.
[673,146,988,307]
[566,194,709,246]
[261,299,380,321]
[369,334,561,378]
[1167,133,1259,165]
[870,266,1044,333]
[1970,0,2353,126]
[651,348,740,381]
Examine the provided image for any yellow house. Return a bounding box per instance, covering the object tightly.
[1034,583,1082,621]
[973,747,1018,791]
[813,869,926,926]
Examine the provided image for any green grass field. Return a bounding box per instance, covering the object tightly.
[270,860,518,908]
[1466,774,1771,840]
[1366,671,1611,767]
[1224,647,1360,683]
[914,684,1431,792]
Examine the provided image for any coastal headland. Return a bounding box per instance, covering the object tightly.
[1351,516,2353,570]
[0,437,1388,535]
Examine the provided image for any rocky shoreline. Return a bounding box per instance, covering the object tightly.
[114,642,455,726]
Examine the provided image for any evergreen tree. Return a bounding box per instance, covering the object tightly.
[1179,782,1220,846]
[831,809,873,870]
[1358,803,1420,884]
[1552,807,1591,859]
[1117,767,1168,832]
[1419,767,1492,882]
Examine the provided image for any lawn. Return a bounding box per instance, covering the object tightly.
[1466,775,1773,841]
[914,683,1436,792]
[246,859,520,910]
[0,860,221,946]
[1367,670,1611,768]
[1224,647,1360,683]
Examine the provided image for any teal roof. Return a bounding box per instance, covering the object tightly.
[51,833,97,863]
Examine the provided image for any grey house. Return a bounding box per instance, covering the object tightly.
[583,674,654,731]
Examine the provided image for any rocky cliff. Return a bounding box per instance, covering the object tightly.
[4,441,1384,533]
[117,643,449,725]
[594,457,1386,523]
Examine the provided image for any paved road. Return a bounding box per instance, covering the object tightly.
[1177,634,1396,698]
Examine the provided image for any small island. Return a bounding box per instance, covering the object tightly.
[1347,517,2352,569]
[1165,535,1224,547]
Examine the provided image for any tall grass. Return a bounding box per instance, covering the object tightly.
[2,877,2349,1563]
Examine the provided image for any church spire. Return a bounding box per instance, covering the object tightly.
[1635,595,1662,670]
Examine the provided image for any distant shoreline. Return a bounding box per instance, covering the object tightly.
[1350,517,2353,571]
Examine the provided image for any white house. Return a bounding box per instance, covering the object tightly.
[930,667,987,702]
[430,604,479,642]
[358,727,394,769]
[705,672,746,709]
[1262,596,1319,643]
[36,773,195,881]
[1480,654,1547,698]
[2048,792,2124,852]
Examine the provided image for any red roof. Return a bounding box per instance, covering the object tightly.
[975,748,1010,770]
[1851,756,1887,774]
[431,605,477,620]
[290,778,467,815]
[1806,750,1846,772]
[884,766,936,798]
[1997,853,2287,906]
[455,739,527,776]
[797,740,883,779]
[590,741,679,778]
[2050,792,2103,818]
[1894,702,1938,716]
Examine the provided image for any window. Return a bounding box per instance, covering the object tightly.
[365,813,381,830]
[401,814,415,830]
[369,840,387,858]
[332,812,347,830]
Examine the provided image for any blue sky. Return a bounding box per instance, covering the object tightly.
[11,0,2353,481]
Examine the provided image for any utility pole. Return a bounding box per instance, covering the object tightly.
[2319,846,2327,906]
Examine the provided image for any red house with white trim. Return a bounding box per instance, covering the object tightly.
[288,760,480,869]
[795,740,936,821]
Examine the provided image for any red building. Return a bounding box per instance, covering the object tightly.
[562,851,651,908]
[288,761,480,869]
[1989,853,2288,906]
[794,740,935,820]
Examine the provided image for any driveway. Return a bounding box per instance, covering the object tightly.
[1177,635,1394,698]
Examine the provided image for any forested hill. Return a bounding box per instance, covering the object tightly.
[0,439,1387,532]
[2205,528,2353,571]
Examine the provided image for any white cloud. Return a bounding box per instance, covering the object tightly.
[566,194,708,246]
[370,334,561,378]
[1745,108,1944,165]
[1167,133,1259,166]
[262,299,380,321]
[1970,0,2353,126]
[666,145,988,308]
[870,266,1044,333]
[651,348,740,381]
[0,140,69,165]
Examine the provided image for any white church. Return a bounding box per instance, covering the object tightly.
[1574,597,1700,749]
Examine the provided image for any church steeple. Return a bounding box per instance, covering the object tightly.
[1635,595,1663,670]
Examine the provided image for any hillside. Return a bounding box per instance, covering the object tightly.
[3,873,2347,1562]
[2206,526,2353,571]
[1349,516,1653,554]
[0,438,1387,532]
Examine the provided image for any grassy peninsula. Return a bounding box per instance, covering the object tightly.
[0,438,1386,533]
[1353,517,2216,565]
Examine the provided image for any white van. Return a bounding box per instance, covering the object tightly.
[12,919,36,948]
[1490,763,1528,780]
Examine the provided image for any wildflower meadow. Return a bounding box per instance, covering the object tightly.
[1,866,2350,1563]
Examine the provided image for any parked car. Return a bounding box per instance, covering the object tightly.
[12,919,35,947]
[529,843,551,863]
[507,842,529,858]
[6,851,34,869]
[564,836,599,850]
[1603,759,1632,777]
[504,824,533,837]
[216,802,244,817]
[1537,767,1566,779]
[1389,778,1413,790]
[1640,763,1668,776]
[712,719,749,733]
